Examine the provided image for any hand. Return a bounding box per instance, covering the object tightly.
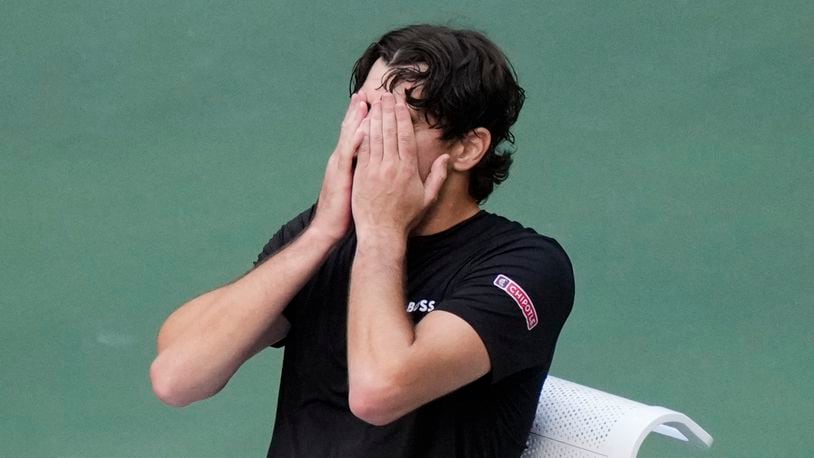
[309,92,368,242]
[351,93,449,241]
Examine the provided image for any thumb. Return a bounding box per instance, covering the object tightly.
[423,154,450,207]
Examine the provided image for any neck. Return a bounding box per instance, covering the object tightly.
[411,174,481,236]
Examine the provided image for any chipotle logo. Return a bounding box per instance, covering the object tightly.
[493,274,539,330]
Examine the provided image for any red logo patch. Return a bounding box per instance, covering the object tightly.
[493,274,539,330]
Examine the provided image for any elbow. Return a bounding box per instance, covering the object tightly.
[348,377,404,426]
[149,357,197,408]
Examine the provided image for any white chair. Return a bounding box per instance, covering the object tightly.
[522,376,713,457]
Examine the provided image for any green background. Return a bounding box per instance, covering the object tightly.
[2,1,811,456]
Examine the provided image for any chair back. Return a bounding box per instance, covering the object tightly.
[521,376,713,457]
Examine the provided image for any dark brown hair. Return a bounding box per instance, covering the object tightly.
[350,24,525,203]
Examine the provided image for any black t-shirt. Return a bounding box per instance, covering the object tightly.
[254,206,575,458]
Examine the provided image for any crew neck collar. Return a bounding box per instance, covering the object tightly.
[407,210,489,248]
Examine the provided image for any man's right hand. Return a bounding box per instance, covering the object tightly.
[151,94,370,408]
[310,92,369,242]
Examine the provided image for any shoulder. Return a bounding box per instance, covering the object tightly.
[434,212,575,381]
[468,212,573,278]
[445,211,575,314]
[283,204,318,233]
[254,204,317,267]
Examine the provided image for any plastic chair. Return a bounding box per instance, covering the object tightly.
[521,376,713,457]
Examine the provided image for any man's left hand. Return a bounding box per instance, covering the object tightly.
[351,93,449,241]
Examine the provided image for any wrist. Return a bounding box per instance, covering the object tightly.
[302,224,345,249]
[355,229,407,259]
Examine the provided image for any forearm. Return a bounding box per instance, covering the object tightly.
[347,233,415,410]
[151,227,337,406]
[155,286,227,353]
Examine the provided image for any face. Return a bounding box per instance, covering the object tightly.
[357,58,456,180]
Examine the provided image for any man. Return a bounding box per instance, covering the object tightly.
[151,24,575,457]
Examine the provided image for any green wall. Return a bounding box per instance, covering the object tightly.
[2,1,811,456]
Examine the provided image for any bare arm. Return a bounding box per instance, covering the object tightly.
[150,228,337,407]
[155,279,276,354]
[347,93,490,425]
[348,236,490,425]
[150,92,368,407]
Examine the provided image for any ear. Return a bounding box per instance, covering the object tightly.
[450,128,491,172]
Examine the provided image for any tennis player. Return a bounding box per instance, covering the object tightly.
[151,24,574,457]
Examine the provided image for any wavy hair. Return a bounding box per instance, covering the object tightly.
[349,24,526,203]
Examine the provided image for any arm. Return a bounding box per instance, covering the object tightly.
[347,93,490,425]
[348,235,490,425]
[150,228,338,407]
[150,93,368,407]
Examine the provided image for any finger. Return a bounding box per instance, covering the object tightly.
[356,118,371,167]
[343,99,368,146]
[352,99,368,126]
[381,93,397,163]
[395,97,417,164]
[338,101,368,168]
[338,118,368,171]
[357,90,368,106]
[351,121,366,154]
[342,93,359,124]
[368,100,383,164]
[423,154,450,207]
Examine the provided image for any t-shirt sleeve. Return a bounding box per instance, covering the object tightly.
[433,236,575,383]
[253,205,317,268]
[252,204,317,344]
